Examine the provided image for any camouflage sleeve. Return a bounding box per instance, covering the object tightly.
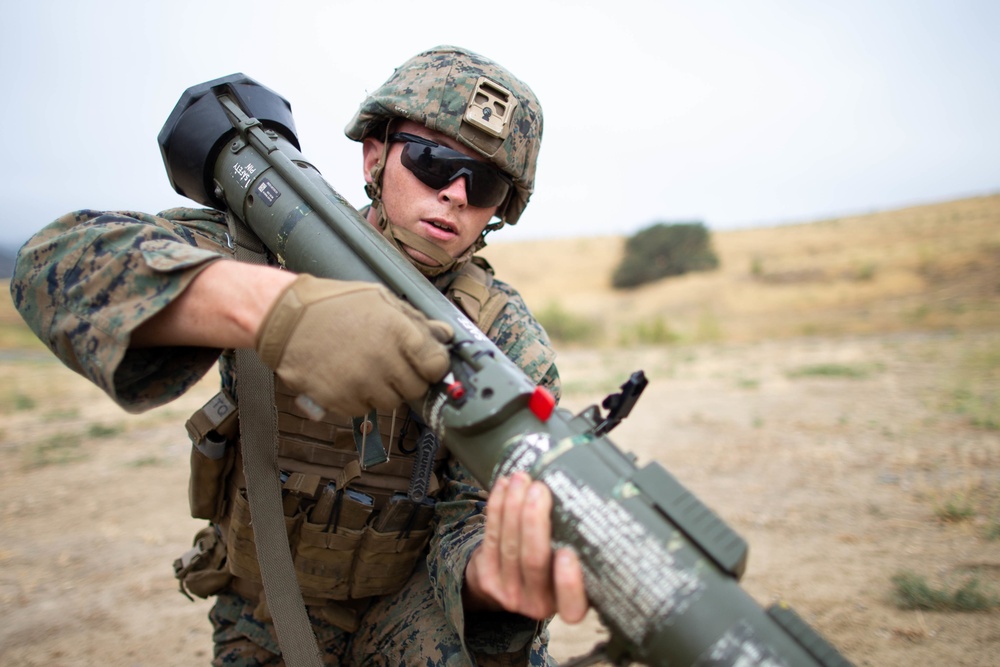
[426,279,559,658]
[10,207,233,412]
[487,279,561,402]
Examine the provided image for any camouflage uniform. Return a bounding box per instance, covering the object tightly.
[12,43,557,666]
[10,206,560,666]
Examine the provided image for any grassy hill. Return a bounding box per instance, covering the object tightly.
[0,245,17,280]
[481,194,1000,345]
[2,194,997,351]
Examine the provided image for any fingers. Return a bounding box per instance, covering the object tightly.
[382,292,451,387]
[500,473,555,618]
[427,320,455,344]
[257,275,453,417]
[498,474,532,606]
[397,315,452,384]
[517,480,555,610]
[553,548,589,624]
[476,473,589,623]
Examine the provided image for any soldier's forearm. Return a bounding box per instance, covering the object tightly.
[130,259,296,349]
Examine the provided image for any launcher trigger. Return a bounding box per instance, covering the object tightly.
[594,370,648,436]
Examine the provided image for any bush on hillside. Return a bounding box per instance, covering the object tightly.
[612,221,719,289]
[535,301,601,345]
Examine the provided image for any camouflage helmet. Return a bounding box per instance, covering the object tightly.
[345,45,543,225]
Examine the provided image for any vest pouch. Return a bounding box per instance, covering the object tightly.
[188,434,233,521]
[350,495,435,598]
[186,392,238,521]
[295,488,373,600]
[226,487,299,583]
[295,522,364,599]
[173,526,233,600]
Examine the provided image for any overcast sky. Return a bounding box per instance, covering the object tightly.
[2,0,997,250]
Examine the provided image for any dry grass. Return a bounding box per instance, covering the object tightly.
[3,193,997,351]
[1,194,999,666]
[482,194,1000,345]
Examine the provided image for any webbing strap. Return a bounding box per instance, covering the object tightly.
[390,225,455,268]
[450,274,490,308]
[229,214,322,667]
[448,263,509,334]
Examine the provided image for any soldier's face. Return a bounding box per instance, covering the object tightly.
[363,120,498,266]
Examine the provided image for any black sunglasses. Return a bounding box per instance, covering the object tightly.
[389,132,512,209]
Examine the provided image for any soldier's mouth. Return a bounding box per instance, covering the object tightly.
[423,219,457,237]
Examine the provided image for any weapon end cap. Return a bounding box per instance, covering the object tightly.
[158,74,300,209]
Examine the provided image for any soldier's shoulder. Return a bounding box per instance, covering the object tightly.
[487,277,556,377]
[155,206,226,224]
[488,275,524,303]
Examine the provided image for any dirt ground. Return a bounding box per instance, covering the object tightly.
[1,331,998,666]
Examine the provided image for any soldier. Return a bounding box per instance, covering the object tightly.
[11,46,587,665]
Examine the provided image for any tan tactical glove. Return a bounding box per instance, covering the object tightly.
[256,274,453,417]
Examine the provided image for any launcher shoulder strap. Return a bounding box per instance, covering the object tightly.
[226,212,322,667]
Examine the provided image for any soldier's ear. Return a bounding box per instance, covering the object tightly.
[362,137,384,185]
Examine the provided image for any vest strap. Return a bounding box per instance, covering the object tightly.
[447,260,509,333]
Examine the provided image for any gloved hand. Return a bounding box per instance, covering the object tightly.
[256,274,453,417]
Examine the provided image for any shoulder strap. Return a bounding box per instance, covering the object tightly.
[226,213,323,667]
[447,258,509,333]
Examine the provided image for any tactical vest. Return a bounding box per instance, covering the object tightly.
[179,258,508,609]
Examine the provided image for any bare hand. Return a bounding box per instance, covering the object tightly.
[464,472,589,623]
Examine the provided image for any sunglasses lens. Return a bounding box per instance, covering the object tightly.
[396,138,510,208]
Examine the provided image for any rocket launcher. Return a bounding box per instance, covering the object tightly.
[158,74,853,667]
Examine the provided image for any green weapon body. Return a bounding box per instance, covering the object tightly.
[158,75,853,667]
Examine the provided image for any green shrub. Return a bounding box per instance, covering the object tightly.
[535,301,600,345]
[24,434,86,469]
[618,316,680,346]
[935,493,976,523]
[612,222,720,289]
[985,519,1000,541]
[786,363,881,380]
[13,393,36,411]
[891,571,999,612]
[947,342,1000,429]
[128,456,165,468]
[88,422,125,438]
